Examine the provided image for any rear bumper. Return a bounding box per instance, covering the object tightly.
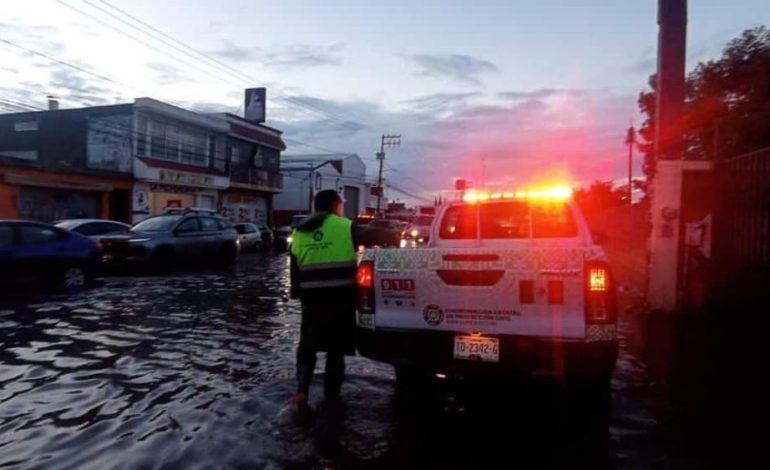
[356,327,617,378]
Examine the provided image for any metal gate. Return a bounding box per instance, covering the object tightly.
[711,147,770,304]
[343,186,360,219]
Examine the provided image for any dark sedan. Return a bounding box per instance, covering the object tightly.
[359,219,403,247]
[0,220,102,289]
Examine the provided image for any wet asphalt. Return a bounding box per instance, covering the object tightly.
[0,253,692,469]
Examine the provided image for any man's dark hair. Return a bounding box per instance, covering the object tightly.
[314,189,341,212]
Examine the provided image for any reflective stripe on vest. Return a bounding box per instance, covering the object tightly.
[291,214,356,290]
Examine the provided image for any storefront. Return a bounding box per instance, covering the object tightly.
[133,159,229,223]
[220,190,269,224]
[0,167,131,222]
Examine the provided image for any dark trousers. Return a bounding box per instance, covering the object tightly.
[296,343,345,398]
[296,306,347,398]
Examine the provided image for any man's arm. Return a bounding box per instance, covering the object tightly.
[289,229,300,299]
[289,253,300,299]
[351,222,366,249]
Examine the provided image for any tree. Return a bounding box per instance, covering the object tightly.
[637,26,770,179]
[574,180,626,217]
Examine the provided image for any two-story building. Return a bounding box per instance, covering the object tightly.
[131,98,231,223]
[211,113,286,226]
[1,93,286,225]
[0,103,133,222]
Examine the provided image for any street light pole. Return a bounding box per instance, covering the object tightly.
[626,124,636,206]
[376,133,401,217]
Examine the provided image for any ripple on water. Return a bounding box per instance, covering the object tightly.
[0,254,679,468]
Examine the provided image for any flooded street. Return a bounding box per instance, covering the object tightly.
[1,253,685,469]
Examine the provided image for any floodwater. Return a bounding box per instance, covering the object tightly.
[0,254,690,469]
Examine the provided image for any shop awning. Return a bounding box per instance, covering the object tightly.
[4,173,114,192]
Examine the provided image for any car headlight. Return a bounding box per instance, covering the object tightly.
[287,235,293,244]
[129,238,151,243]
[410,229,419,237]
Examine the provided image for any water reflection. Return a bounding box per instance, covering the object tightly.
[0,254,671,469]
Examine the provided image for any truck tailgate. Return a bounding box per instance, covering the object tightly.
[371,246,592,339]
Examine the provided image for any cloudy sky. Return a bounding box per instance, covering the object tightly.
[1,0,768,201]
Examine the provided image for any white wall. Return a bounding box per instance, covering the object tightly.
[275,155,368,214]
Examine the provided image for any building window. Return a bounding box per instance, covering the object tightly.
[137,114,147,156]
[231,146,240,165]
[1,150,38,161]
[14,121,38,132]
[143,116,212,167]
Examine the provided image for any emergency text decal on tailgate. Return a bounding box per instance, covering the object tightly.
[381,278,416,308]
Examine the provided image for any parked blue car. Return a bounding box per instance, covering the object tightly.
[0,220,102,289]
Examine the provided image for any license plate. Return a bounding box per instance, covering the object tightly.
[453,336,500,362]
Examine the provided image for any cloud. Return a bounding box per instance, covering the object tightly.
[271,87,638,204]
[401,92,482,115]
[209,41,256,62]
[496,88,587,101]
[186,100,236,114]
[47,67,118,106]
[266,44,343,69]
[408,53,498,85]
[209,41,343,69]
[419,91,639,188]
[0,21,56,37]
[146,62,185,86]
[623,57,657,75]
[0,21,65,55]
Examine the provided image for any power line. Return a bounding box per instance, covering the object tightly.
[383,180,433,203]
[0,38,188,109]
[0,41,360,161]
[56,0,246,89]
[65,0,373,132]
[96,0,372,130]
[1,94,419,201]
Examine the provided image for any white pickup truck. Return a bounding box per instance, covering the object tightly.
[355,189,618,395]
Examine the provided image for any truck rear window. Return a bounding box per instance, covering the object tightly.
[439,201,578,239]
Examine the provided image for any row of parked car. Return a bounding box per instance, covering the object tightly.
[0,208,291,290]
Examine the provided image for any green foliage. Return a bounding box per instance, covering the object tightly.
[637,26,770,179]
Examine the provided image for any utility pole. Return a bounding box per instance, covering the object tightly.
[376,133,401,217]
[626,124,636,206]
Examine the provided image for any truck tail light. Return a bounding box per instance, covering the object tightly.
[357,261,375,313]
[585,262,616,324]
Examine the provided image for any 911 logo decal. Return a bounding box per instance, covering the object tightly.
[423,304,444,326]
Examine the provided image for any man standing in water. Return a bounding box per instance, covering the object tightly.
[289,189,358,414]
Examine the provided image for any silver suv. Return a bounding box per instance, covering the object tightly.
[101,209,239,268]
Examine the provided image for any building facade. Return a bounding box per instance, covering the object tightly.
[0,104,133,222]
[215,113,285,226]
[131,98,230,223]
[274,153,367,224]
[0,94,285,225]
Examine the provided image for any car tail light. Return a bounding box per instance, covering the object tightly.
[588,267,607,292]
[92,240,103,252]
[584,262,616,324]
[357,261,375,313]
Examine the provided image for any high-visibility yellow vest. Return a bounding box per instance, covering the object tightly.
[291,214,356,290]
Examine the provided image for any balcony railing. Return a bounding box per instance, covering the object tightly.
[229,165,282,191]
